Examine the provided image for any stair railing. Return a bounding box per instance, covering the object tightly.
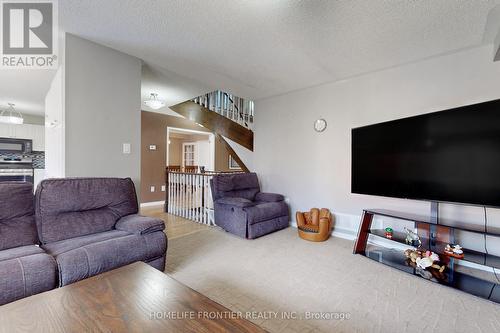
[164,169,245,225]
[192,90,254,131]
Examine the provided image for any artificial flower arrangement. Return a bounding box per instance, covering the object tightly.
[404,248,448,281]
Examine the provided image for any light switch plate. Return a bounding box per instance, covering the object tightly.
[150,186,155,193]
[161,185,166,192]
[123,143,131,154]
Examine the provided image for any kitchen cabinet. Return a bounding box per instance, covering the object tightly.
[0,123,45,151]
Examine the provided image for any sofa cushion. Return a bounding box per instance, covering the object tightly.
[0,245,45,262]
[0,182,38,250]
[245,201,288,225]
[0,252,57,305]
[43,231,167,286]
[35,178,139,244]
[41,230,130,256]
[211,173,260,201]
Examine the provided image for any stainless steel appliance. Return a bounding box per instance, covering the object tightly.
[0,137,33,153]
[0,157,34,183]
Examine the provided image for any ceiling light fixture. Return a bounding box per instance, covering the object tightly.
[0,103,23,125]
[144,93,166,110]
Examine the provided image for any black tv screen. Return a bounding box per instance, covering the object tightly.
[351,99,500,207]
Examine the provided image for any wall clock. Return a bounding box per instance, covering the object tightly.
[314,118,327,132]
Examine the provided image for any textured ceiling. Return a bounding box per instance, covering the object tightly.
[60,0,500,100]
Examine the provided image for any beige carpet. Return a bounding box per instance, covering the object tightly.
[165,227,500,333]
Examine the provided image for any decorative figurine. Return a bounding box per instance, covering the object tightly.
[385,227,393,239]
[444,244,464,259]
[404,249,446,273]
[404,227,421,247]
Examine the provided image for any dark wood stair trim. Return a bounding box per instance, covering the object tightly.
[170,101,254,151]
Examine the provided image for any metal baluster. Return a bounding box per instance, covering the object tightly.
[185,174,189,220]
[183,174,186,218]
[229,94,233,122]
[193,174,196,221]
[183,174,186,217]
[176,173,180,217]
[201,175,206,224]
[198,175,201,223]
[195,175,202,223]
[167,172,171,214]
[173,173,177,216]
[225,93,228,118]
[218,90,222,114]
[174,173,178,216]
[186,174,189,218]
[198,175,202,223]
[207,175,213,225]
[178,173,182,217]
[170,173,174,215]
[188,174,192,220]
[171,173,174,215]
[233,96,237,123]
[207,175,211,225]
[184,174,188,219]
[236,97,240,124]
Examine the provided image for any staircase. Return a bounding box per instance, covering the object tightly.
[166,91,254,219]
[170,90,254,151]
[192,90,254,131]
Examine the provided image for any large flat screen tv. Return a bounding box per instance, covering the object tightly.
[351,99,500,207]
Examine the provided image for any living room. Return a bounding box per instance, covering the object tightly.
[1,1,500,333]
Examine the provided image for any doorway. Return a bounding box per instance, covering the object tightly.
[166,127,215,172]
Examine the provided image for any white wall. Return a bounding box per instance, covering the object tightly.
[45,66,65,178]
[64,34,142,189]
[254,44,500,244]
[224,136,254,171]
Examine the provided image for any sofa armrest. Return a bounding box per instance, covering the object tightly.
[255,192,284,202]
[115,214,165,235]
[216,197,256,208]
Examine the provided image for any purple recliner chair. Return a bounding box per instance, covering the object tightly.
[35,178,167,286]
[210,173,289,239]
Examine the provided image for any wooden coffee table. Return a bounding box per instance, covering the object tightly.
[0,262,266,333]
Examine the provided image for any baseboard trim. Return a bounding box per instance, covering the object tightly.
[140,201,165,208]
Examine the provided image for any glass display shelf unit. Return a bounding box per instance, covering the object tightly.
[369,229,500,270]
[354,209,500,304]
[364,244,500,303]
